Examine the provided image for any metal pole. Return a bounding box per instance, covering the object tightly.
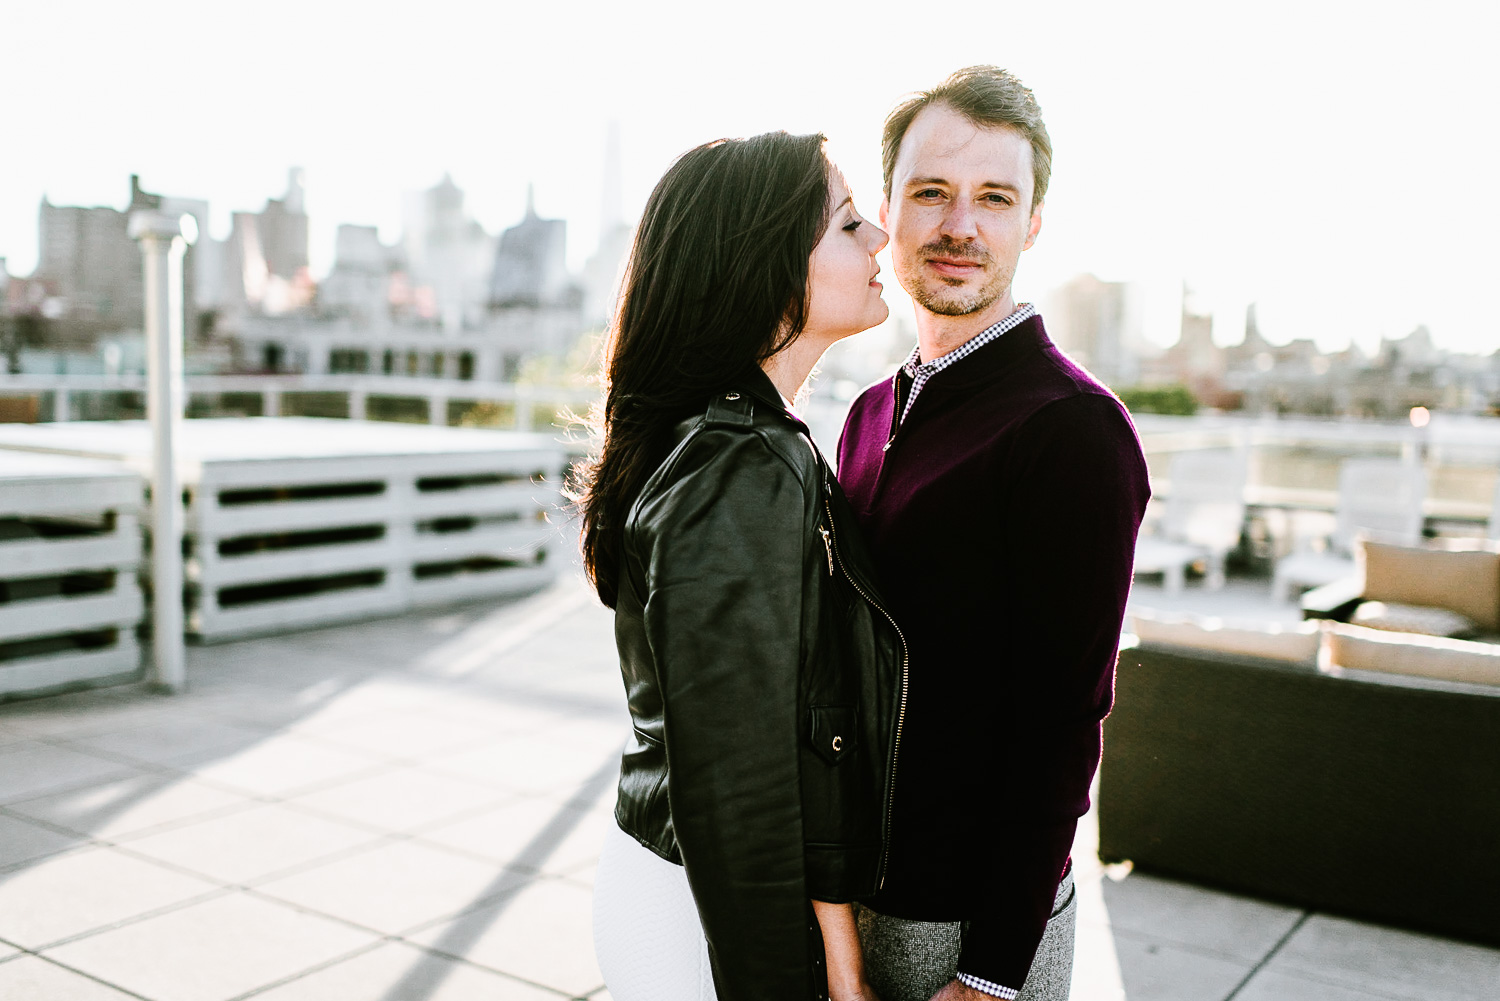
[129,211,189,692]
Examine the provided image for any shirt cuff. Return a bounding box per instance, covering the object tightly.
[955,971,1019,999]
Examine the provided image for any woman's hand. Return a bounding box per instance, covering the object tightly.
[830,982,884,1001]
[811,900,884,1001]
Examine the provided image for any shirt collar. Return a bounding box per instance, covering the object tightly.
[901,302,1036,378]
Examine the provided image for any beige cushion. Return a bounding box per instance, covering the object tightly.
[1350,600,1479,638]
[1326,622,1500,687]
[1358,538,1500,633]
[1128,611,1321,665]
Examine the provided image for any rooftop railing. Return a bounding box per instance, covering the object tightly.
[0,373,600,432]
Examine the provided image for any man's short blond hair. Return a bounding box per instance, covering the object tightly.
[882,65,1052,210]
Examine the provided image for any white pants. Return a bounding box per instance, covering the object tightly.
[593,821,719,1001]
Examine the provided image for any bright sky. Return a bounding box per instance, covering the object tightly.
[3,0,1496,355]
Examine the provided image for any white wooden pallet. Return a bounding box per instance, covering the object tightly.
[0,419,566,641]
[0,451,145,698]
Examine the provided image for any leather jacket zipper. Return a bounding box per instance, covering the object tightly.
[818,525,835,576]
[821,484,909,889]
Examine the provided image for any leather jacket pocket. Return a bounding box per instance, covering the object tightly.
[808,704,858,765]
[616,725,673,855]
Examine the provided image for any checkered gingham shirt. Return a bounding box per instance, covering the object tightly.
[897,302,1034,1001]
[898,303,1035,427]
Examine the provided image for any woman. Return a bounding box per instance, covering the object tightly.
[578,131,907,1001]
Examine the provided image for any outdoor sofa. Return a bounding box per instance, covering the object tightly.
[1099,607,1500,947]
[1302,536,1500,642]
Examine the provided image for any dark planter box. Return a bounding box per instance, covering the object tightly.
[1100,644,1500,946]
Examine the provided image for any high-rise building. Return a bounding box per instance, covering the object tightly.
[401,174,494,331]
[259,167,309,279]
[319,224,406,326]
[223,210,268,309]
[1040,273,1142,386]
[220,169,311,315]
[581,122,633,329]
[33,192,140,334]
[488,186,575,309]
[1171,286,1224,381]
[28,174,210,340]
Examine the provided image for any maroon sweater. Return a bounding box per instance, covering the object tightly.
[836,314,1149,988]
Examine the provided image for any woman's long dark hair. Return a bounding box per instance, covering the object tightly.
[573,131,831,608]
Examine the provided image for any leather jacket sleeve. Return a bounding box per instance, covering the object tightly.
[635,428,815,1000]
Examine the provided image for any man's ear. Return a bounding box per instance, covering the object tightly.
[1022,200,1043,251]
[879,195,890,230]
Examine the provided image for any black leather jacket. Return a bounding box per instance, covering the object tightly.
[611,371,907,1001]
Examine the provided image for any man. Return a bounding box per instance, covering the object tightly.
[837,67,1150,1001]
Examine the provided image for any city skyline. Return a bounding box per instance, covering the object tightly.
[2,0,1495,356]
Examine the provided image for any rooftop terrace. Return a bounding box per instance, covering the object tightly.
[0,564,1495,1000]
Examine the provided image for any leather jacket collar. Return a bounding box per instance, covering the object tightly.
[730,366,811,434]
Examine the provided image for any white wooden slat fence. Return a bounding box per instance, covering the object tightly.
[0,451,144,698]
[0,418,567,643]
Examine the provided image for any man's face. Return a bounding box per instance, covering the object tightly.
[881,102,1043,319]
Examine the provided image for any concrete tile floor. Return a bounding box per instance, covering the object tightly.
[0,570,1495,1000]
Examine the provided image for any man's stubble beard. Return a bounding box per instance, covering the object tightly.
[900,242,1017,318]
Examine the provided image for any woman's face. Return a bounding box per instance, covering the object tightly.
[803,164,890,344]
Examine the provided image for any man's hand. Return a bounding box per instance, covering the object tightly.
[929,979,998,1001]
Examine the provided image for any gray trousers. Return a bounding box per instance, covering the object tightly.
[856,868,1076,1001]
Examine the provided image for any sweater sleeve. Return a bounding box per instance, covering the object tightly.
[955,392,1150,989]
[640,430,816,1001]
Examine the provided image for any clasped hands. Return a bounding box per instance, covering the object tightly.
[831,976,994,1001]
